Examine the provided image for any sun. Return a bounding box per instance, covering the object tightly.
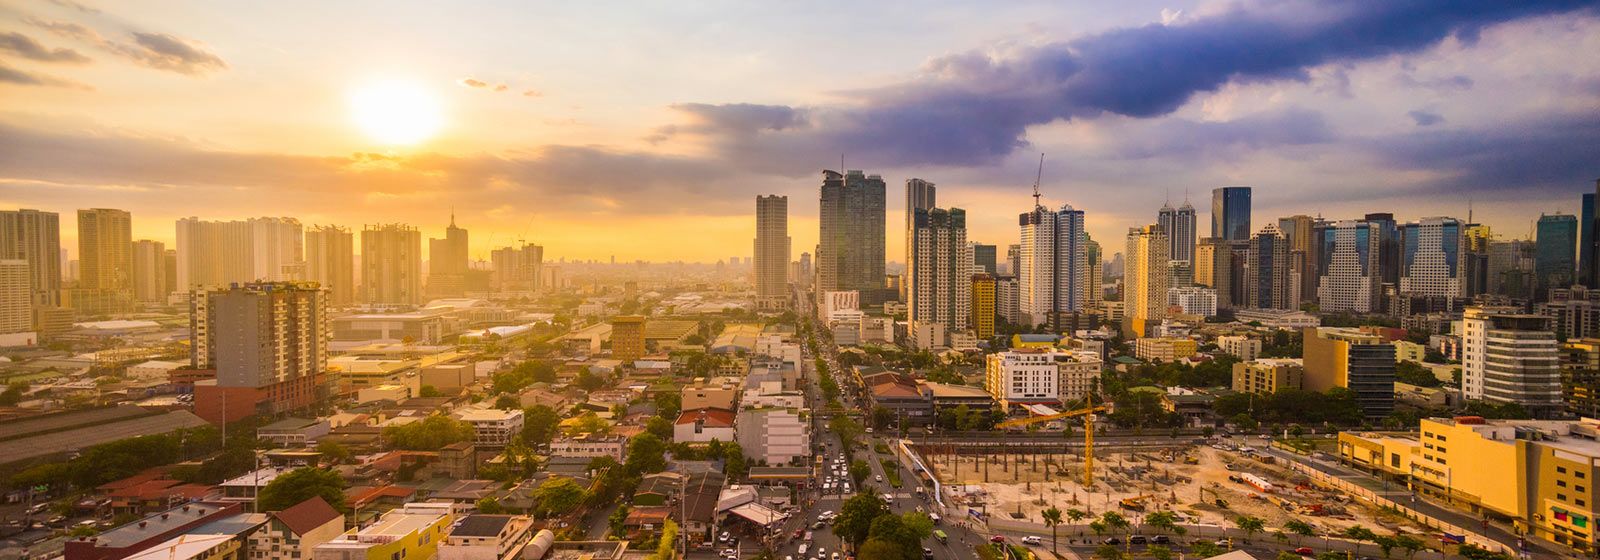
[348,81,443,145]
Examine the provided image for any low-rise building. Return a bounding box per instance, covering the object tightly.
[1304,327,1395,419]
[1217,335,1261,361]
[674,408,736,443]
[249,497,345,560]
[1133,337,1197,362]
[257,418,331,448]
[313,503,454,560]
[439,515,533,560]
[549,433,627,462]
[65,502,245,560]
[456,409,524,448]
[984,348,1099,409]
[1233,308,1320,329]
[1231,358,1303,395]
[735,406,810,466]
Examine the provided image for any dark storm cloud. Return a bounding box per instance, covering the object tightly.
[1374,110,1600,195]
[661,0,1595,169]
[1407,110,1445,126]
[0,31,92,63]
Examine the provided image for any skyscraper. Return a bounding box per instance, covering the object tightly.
[0,260,32,339]
[907,206,969,347]
[818,170,887,305]
[1535,213,1578,299]
[305,225,355,306]
[1018,204,1087,328]
[1581,191,1596,288]
[1363,213,1401,288]
[1210,187,1252,241]
[1244,224,1291,310]
[970,274,996,340]
[1159,198,1197,264]
[360,224,423,305]
[491,243,544,293]
[175,217,304,290]
[971,244,997,274]
[1398,217,1466,300]
[427,213,470,297]
[1196,237,1232,309]
[1314,220,1381,313]
[1083,236,1103,312]
[1487,239,1537,299]
[190,282,330,424]
[0,209,61,309]
[76,208,133,314]
[754,195,790,307]
[1006,244,1021,276]
[131,240,167,304]
[1461,306,1561,416]
[1278,214,1316,306]
[1124,224,1170,330]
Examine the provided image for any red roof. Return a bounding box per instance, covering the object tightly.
[271,496,342,536]
[674,407,735,427]
[346,485,416,508]
[97,468,171,491]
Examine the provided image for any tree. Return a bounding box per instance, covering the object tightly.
[0,381,27,406]
[568,412,612,435]
[1233,515,1265,543]
[1342,525,1377,556]
[1094,544,1123,560]
[1065,508,1088,526]
[654,392,682,419]
[533,477,586,517]
[258,467,347,512]
[830,415,864,447]
[1099,511,1130,549]
[316,440,351,464]
[1394,534,1425,560]
[1189,542,1225,558]
[1145,511,1185,536]
[1276,553,1303,560]
[832,493,890,548]
[652,519,679,560]
[494,394,520,410]
[419,385,445,398]
[857,540,902,560]
[383,415,473,450]
[871,407,895,430]
[645,416,674,440]
[1373,535,1397,558]
[1285,519,1316,545]
[1149,546,1175,560]
[608,504,631,538]
[623,433,669,475]
[850,459,872,485]
[1035,506,1063,553]
[522,405,562,445]
[576,370,607,391]
[477,496,506,514]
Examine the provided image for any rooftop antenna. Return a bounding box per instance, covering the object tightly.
[1032,153,1045,208]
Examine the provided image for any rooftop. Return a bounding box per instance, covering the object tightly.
[449,514,514,537]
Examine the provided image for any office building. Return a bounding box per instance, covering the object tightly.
[1197,237,1232,309]
[1124,224,1170,331]
[904,177,937,305]
[1006,244,1021,276]
[907,205,969,347]
[1315,220,1383,313]
[190,282,330,424]
[1231,358,1303,395]
[985,348,1100,409]
[1538,213,1579,299]
[1211,187,1252,241]
[971,243,997,274]
[360,224,422,305]
[1279,214,1316,306]
[304,225,354,306]
[1159,198,1198,265]
[818,170,887,305]
[970,274,996,339]
[1134,337,1198,362]
[1303,327,1395,418]
[1018,204,1088,329]
[754,195,790,308]
[427,213,469,297]
[1462,306,1562,415]
[735,406,811,466]
[994,275,1020,325]
[1167,286,1217,317]
[132,240,168,304]
[1244,224,1291,310]
[176,217,305,290]
[0,209,61,309]
[490,243,543,293]
[611,315,646,362]
[1542,286,1600,340]
[1399,217,1466,300]
[1586,184,1600,289]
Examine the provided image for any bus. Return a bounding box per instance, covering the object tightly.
[933,530,948,544]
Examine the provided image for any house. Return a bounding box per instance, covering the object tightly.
[633,473,685,507]
[677,472,725,542]
[64,502,244,560]
[249,497,345,560]
[673,408,735,443]
[439,515,533,560]
[549,433,627,462]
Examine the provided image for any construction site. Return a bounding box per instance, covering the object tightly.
[912,440,1434,537]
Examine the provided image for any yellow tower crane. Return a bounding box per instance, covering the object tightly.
[993,398,1109,487]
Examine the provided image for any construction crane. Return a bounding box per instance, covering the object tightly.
[993,398,1109,487]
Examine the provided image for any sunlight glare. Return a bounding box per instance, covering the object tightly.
[348,80,443,145]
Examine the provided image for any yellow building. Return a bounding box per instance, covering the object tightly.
[970,274,996,340]
[1303,327,1396,418]
[313,503,454,560]
[1133,337,1196,362]
[1337,431,1420,478]
[1231,358,1303,395]
[610,315,646,362]
[1394,340,1427,363]
[1010,334,1061,349]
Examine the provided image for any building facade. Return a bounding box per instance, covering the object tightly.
[1018,204,1088,329]
[754,195,790,307]
[818,170,887,306]
[907,206,969,347]
[1315,220,1382,313]
[1462,306,1562,416]
[304,225,354,306]
[359,224,422,305]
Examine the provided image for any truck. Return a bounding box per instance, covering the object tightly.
[928,513,941,525]
[934,530,948,544]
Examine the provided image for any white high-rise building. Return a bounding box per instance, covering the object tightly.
[0,209,61,309]
[1125,224,1170,324]
[907,204,969,348]
[305,225,354,306]
[1167,286,1218,317]
[131,240,167,303]
[995,276,1020,325]
[360,224,423,305]
[176,217,304,291]
[1399,217,1466,299]
[754,195,790,307]
[1461,306,1561,416]
[1315,220,1382,313]
[1019,204,1088,328]
[984,348,1101,409]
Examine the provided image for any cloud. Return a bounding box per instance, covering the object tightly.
[1374,109,1599,196]
[45,0,100,14]
[1407,110,1445,126]
[0,62,91,89]
[0,31,92,63]
[27,19,224,75]
[494,84,507,92]
[1110,108,1335,160]
[522,89,542,97]
[657,0,1596,169]
[459,78,488,88]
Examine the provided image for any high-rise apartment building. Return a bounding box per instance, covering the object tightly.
[1279,214,1316,306]
[611,315,646,362]
[1536,213,1578,299]
[0,209,61,309]
[907,206,969,347]
[175,217,305,290]
[131,240,167,303]
[1398,217,1466,299]
[1244,224,1290,310]
[1083,237,1103,312]
[818,170,887,305]
[427,214,470,297]
[491,243,544,293]
[78,208,132,292]
[0,260,33,341]
[754,195,790,307]
[1461,306,1562,416]
[304,225,354,306]
[1303,327,1395,418]
[190,282,329,424]
[1314,220,1382,313]
[1487,239,1538,299]
[1211,187,1252,241]
[1018,204,1088,328]
[1158,199,1197,264]
[360,224,423,305]
[1124,224,1170,331]
[970,274,996,340]
[1006,244,1021,276]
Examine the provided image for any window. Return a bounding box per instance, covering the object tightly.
[1560,467,1570,474]
[1560,481,1568,488]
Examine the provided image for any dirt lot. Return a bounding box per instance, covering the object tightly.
[926,443,1431,536]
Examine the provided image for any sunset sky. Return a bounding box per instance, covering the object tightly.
[1,1,1597,263]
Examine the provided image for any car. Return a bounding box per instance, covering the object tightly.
[831,554,839,560]
[922,548,934,559]
[720,549,736,559]
[817,548,826,557]
[990,536,1006,544]
[875,475,883,482]
[793,529,805,539]
[1295,548,1314,556]
[1102,537,1121,545]
[1151,535,1171,545]
[1215,538,1233,547]
[1020,536,1042,545]
[719,532,732,543]
[820,511,835,520]
[1129,536,1148,545]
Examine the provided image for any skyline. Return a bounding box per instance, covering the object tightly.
[2,1,1598,262]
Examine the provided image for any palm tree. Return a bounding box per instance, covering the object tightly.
[1042,506,1064,554]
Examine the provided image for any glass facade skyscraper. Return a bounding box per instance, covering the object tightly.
[1211,187,1252,241]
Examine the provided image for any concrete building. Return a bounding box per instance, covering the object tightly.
[610,315,645,362]
[1314,220,1383,313]
[428,214,470,297]
[0,260,34,344]
[971,243,997,274]
[984,348,1100,408]
[190,282,330,424]
[1167,286,1217,317]
[1541,286,1600,340]
[1125,224,1170,335]
[77,208,134,314]
[176,217,305,291]
[735,406,810,466]
[1133,337,1197,362]
[439,515,533,560]
[1399,217,1467,299]
[0,209,61,309]
[1018,203,1089,330]
[1159,198,1198,268]
[132,240,168,304]
[817,170,888,306]
[64,502,244,560]
[1084,237,1103,311]
[754,195,790,309]
[1462,306,1562,416]
[304,225,354,306]
[490,243,543,294]
[1303,327,1395,418]
[994,275,1020,326]
[249,497,345,560]
[359,224,422,305]
[817,291,858,322]
[1244,224,1291,310]
[313,503,453,560]
[1231,358,1304,394]
[456,408,524,448]
[549,433,627,462]
[674,408,736,443]
[906,205,969,347]
[970,274,996,339]
[1218,335,1262,361]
